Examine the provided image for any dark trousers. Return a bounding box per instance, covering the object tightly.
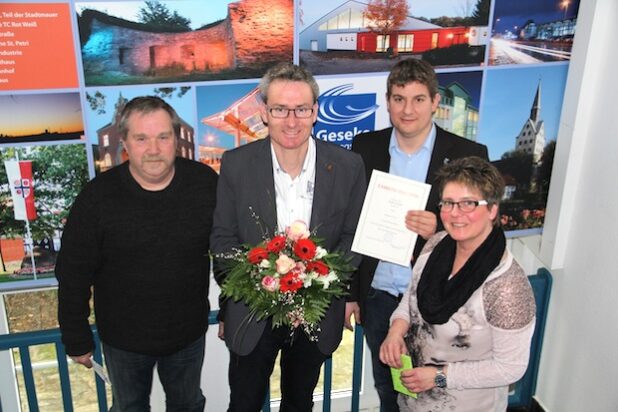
[227,322,328,412]
[103,336,206,412]
[364,287,401,412]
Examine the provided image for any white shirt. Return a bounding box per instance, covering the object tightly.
[271,138,316,233]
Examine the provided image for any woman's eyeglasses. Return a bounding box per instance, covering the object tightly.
[438,200,488,213]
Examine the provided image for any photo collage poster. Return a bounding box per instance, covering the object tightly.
[0,0,580,287]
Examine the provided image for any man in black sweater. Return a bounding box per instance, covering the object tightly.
[56,96,218,412]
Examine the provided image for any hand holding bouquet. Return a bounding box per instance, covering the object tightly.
[220,220,353,340]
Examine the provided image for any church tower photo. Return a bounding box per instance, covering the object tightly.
[515,80,545,164]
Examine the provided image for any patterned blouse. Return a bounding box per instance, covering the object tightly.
[391,231,536,412]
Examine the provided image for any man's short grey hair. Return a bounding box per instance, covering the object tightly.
[259,62,320,104]
[118,96,181,140]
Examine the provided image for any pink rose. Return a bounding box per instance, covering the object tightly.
[261,276,279,292]
[295,262,306,273]
[275,254,296,274]
[286,220,310,241]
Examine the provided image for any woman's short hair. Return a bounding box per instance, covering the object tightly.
[259,62,320,104]
[435,156,505,223]
[118,96,181,140]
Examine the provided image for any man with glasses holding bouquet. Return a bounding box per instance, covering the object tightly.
[211,62,366,412]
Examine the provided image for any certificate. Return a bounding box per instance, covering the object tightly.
[352,170,431,266]
[91,359,111,386]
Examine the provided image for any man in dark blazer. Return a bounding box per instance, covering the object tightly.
[211,63,366,412]
[350,59,488,411]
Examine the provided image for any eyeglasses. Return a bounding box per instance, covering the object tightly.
[267,106,314,119]
[438,199,488,213]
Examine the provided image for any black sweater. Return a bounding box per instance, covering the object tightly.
[56,158,218,356]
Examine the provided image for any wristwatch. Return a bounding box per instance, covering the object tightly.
[434,367,447,389]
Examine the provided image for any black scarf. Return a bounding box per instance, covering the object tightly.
[417,226,506,325]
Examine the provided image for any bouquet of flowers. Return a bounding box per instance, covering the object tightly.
[220,220,353,340]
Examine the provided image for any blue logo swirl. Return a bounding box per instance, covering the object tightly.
[318,85,379,126]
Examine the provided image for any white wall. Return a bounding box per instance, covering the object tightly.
[535,0,618,410]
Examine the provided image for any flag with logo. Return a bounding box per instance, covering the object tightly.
[4,160,37,221]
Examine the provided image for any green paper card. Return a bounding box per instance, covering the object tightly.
[390,354,417,398]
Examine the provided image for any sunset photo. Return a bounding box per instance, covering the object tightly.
[0,93,84,144]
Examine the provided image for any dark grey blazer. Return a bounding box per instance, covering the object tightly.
[210,137,366,356]
[350,125,489,317]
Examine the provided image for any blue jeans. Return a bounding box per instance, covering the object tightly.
[103,336,206,412]
[364,288,401,412]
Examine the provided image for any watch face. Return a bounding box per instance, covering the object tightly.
[435,373,447,388]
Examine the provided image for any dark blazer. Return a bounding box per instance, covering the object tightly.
[210,137,366,356]
[350,125,488,317]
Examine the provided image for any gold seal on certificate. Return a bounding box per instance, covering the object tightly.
[352,170,431,266]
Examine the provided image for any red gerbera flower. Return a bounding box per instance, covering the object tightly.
[307,260,329,276]
[280,272,303,293]
[267,235,287,253]
[294,238,316,260]
[247,247,269,264]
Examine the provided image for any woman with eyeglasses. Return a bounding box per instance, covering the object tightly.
[379,156,536,412]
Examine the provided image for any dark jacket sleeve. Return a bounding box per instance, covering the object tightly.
[210,151,244,260]
[209,151,244,321]
[348,133,382,302]
[333,151,367,269]
[333,151,366,301]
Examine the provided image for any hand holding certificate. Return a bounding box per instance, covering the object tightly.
[352,170,431,266]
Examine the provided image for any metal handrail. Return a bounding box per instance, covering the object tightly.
[0,268,551,412]
[0,325,107,412]
[0,311,365,412]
